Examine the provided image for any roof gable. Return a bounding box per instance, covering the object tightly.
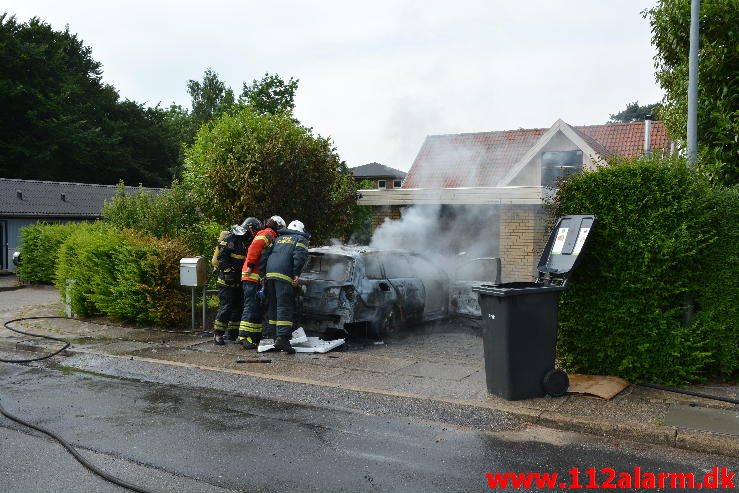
[0,178,160,217]
[403,120,670,188]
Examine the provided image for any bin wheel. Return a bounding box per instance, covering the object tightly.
[543,369,569,397]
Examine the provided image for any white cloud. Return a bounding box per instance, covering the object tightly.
[4,0,661,171]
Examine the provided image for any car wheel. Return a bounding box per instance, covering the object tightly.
[378,307,401,338]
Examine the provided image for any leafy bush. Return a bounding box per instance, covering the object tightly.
[17,222,92,283]
[551,155,737,385]
[54,223,190,326]
[183,106,356,244]
[102,180,222,256]
[691,187,739,377]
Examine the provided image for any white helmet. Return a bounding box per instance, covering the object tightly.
[288,220,305,233]
[269,215,286,229]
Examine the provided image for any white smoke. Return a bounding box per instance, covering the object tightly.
[369,203,500,275]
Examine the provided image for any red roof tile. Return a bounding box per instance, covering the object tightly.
[403,121,671,188]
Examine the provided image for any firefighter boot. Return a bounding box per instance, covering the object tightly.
[213,331,225,346]
[274,336,295,354]
[241,334,261,350]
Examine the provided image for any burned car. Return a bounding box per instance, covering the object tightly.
[297,246,500,337]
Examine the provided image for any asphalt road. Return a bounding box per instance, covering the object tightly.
[1,360,736,493]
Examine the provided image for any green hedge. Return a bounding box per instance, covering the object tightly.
[552,156,737,385]
[17,222,92,283]
[102,180,222,257]
[38,222,192,326]
[691,187,739,376]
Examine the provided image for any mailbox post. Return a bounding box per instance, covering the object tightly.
[180,257,208,331]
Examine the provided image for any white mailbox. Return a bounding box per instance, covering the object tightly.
[180,257,208,287]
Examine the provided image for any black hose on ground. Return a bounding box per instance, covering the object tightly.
[0,316,71,363]
[0,399,155,493]
[641,383,739,405]
[0,316,158,493]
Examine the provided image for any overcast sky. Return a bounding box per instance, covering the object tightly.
[5,1,662,171]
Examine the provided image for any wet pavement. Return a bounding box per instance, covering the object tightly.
[1,361,736,493]
[0,286,739,468]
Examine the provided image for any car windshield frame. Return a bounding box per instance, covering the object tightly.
[301,253,354,282]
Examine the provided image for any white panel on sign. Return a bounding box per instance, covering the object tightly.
[551,228,569,254]
[573,227,590,255]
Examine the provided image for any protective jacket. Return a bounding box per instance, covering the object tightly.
[241,227,278,284]
[264,229,310,283]
[216,228,251,286]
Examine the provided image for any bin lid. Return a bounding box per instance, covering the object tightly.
[535,214,596,286]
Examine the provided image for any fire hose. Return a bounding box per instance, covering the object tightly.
[0,316,158,493]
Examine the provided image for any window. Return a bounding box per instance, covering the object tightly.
[378,180,386,189]
[380,254,415,278]
[302,254,353,281]
[541,151,583,187]
[393,180,402,188]
[363,254,384,279]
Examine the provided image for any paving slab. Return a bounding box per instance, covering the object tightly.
[665,404,739,436]
[394,361,477,381]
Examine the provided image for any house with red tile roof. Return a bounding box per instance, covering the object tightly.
[358,119,671,282]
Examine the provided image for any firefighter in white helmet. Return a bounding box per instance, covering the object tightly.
[261,219,309,353]
[238,215,285,349]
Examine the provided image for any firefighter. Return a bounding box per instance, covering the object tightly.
[239,215,285,349]
[212,218,261,345]
[262,219,310,354]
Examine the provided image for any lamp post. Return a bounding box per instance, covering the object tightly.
[686,0,700,168]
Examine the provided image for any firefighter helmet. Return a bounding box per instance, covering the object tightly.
[269,215,286,229]
[288,220,305,233]
[241,217,263,231]
[230,225,246,236]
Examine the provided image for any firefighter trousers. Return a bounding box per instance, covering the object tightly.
[239,281,263,342]
[264,279,296,338]
[214,284,243,335]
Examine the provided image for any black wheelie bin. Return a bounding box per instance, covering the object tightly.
[473,214,596,400]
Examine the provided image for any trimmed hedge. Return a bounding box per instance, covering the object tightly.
[17,222,91,283]
[102,180,223,257]
[691,187,739,376]
[40,222,192,326]
[552,156,737,385]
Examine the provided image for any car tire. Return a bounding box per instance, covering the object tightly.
[377,306,401,338]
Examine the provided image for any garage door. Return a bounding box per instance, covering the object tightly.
[0,220,6,271]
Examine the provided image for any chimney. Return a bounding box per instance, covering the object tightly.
[16,190,22,200]
[61,193,67,202]
[643,114,653,155]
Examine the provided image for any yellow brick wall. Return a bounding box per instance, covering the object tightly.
[371,205,403,231]
[499,205,549,282]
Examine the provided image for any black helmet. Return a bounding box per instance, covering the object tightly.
[241,217,263,231]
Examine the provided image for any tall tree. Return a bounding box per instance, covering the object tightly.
[645,0,739,185]
[240,73,299,115]
[183,107,355,244]
[0,14,177,186]
[186,68,235,127]
[609,101,660,123]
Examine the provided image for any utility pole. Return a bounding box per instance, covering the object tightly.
[687,0,700,168]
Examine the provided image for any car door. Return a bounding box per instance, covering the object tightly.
[406,254,450,320]
[380,253,425,322]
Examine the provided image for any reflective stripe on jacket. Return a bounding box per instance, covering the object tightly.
[241,227,278,283]
[264,228,310,283]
